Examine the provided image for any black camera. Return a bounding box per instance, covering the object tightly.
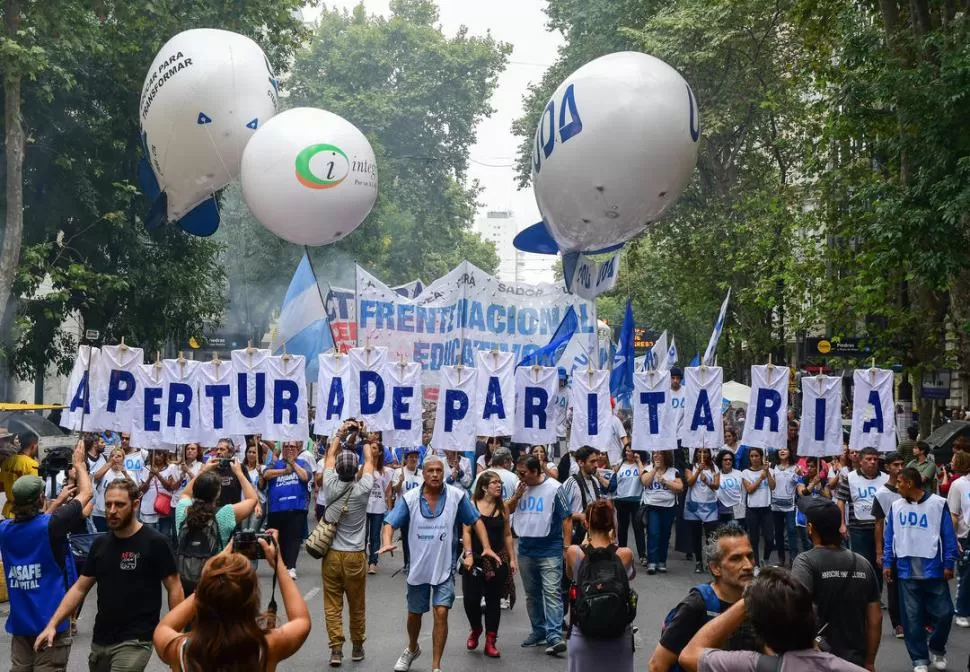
[218,457,232,472]
[234,530,273,559]
[39,446,73,479]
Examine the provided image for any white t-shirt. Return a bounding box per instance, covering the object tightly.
[605,415,627,465]
[172,461,202,502]
[316,457,328,506]
[94,468,137,517]
[742,468,772,508]
[138,464,179,523]
[367,467,394,515]
[770,464,800,512]
[947,475,970,539]
[122,449,148,477]
[642,466,679,508]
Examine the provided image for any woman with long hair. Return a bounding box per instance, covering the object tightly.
[766,446,799,566]
[91,446,137,532]
[175,444,203,501]
[683,447,720,573]
[477,436,500,471]
[613,445,645,564]
[721,426,746,471]
[140,449,179,541]
[242,442,267,532]
[366,434,393,574]
[714,449,745,524]
[153,531,311,671]
[531,444,559,481]
[639,450,683,575]
[462,471,516,658]
[565,499,635,672]
[742,447,775,566]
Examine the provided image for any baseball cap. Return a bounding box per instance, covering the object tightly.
[404,446,422,455]
[12,475,44,504]
[670,367,684,378]
[797,495,841,532]
[335,450,359,482]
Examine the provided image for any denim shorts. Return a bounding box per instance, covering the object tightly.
[406,574,456,614]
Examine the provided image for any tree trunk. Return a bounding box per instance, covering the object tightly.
[0,0,25,341]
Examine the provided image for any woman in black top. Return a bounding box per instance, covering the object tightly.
[461,472,516,658]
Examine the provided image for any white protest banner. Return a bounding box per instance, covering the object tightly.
[314,353,353,436]
[569,368,611,451]
[512,365,558,445]
[131,363,172,451]
[263,355,308,442]
[227,348,270,436]
[61,345,101,431]
[355,261,596,390]
[349,346,391,430]
[326,280,424,353]
[632,369,676,451]
[196,359,234,446]
[568,250,620,300]
[161,359,200,445]
[383,361,423,447]
[680,366,724,454]
[91,344,144,433]
[849,368,895,452]
[798,375,843,457]
[476,350,515,437]
[432,365,478,452]
[741,365,790,451]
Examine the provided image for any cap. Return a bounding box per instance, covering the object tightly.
[12,475,44,504]
[335,450,359,482]
[404,446,422,455]
[670,367,683,378]
[796,495,841,531]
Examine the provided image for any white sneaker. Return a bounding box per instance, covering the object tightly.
[914,665,929,672]
[930,652,948,670]
[955,616,970,628]
[287,568,297,580]
[393,646,421,672]
[500,597,511,609]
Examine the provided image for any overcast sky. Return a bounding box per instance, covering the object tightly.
[303,1,563,280]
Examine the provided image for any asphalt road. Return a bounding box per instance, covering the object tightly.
[2,540,969,671]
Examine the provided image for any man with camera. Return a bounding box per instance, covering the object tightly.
[321,420,377,666]
[0,439,91,670]
[1,431,40,518]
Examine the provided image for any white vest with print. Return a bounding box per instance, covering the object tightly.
[512,476,561,538]
[891,494,946,559]
[404,483,464,587]
[847,471,889,522]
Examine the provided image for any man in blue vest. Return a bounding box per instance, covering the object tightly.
[883,466,959,672]
[0,439,91,670]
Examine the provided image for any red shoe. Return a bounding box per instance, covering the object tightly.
[467,628,482,650]
[484,632,500,658]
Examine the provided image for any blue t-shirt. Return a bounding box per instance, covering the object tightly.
[516,488,571,558]
[266,459,311,512]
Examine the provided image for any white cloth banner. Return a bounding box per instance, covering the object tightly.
[382,361,423,447]
[227,348,270,436]
[349,346,392,431]
[131,364,172,451]
[850,368,896,452]
[314,353,354,436]
[632,370,677,451]
[262,355,308,442]
[569,250,620,301]
[432,366,479,452]
[60,345,101,431]
[741,365,790,450]
[798,375,843,457]
[91,344,144,433]
[475,350,515,436]
[196,360,234,447]
[569,368,612,451]
[512,365,558,445]
[680,366,724,454]
[160,359,200,445]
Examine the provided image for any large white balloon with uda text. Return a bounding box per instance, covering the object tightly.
[139,29,279,235]
[240,107,378,246]
[530,51,700,253]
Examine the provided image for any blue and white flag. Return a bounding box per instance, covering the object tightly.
[518,305,578,367]
[271,254,335,381]
[689,352,701,367]
[702,288,731,366]
[610,300,635,407]
[667,335,679,368]
[647,330,668,372]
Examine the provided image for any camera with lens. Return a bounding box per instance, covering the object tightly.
[234,529,273,559]
[218,457,233,472]
[39,446,73,479]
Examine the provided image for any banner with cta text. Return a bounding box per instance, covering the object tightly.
[355,260,596,391]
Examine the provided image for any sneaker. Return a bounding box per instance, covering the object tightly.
[521,634,547,647]
[500,597,510,609]
[895,625,905,639]
[955,616,970,628]
[639,556,648,566]
[351,643,365,662]
[393,647,420,672]
[658,563,668,573]
[914,665,929,672]
[646,563,657,575]
[545,639,567,656]
[930,652,947,670]
[368,564,377,575]
[288,568,297,580]
[694,561,703,574]
[329,648,342,667]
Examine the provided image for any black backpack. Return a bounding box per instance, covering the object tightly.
[177,514,222,592]
[570,544,637,639]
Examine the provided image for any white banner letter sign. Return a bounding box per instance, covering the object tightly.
[92,344,144,433]
[383,361,423,447]
[263,355,308,442]
[849,368,895,452]
[569,368,611,451]
[197,359,234,446]
[680,366,724,454]
[741,365,790,451]
[161,358,200,445]
[228,348,270,436]
[61,345,101,431]
[476,350,515,437]
[798,375,843,457]
[314,353,354,437]
[349,346,391,431]
[512,365,558,445]
[633,369,676,451]
[132,363,170,451]
[432,366,479,452]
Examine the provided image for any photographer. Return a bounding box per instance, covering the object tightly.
[153,529,311,671]
[212,439,244,507]
[0,439,91,669]
[264,441,311,579]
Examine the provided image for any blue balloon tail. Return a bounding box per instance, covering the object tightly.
[178,197,220,236]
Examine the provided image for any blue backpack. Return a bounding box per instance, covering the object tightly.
[661,583,722,672]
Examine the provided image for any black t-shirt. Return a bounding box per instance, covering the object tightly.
[83,525,177,645]
[791,546,880,667]
[217,471,242,507]
[659,587,760,654]
[46,500,84,569]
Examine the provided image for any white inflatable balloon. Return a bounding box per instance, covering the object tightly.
[139,29,279,230]
[240,107,378,246]
[531,51,700,253]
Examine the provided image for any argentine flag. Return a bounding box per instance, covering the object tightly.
[271,253,334,380]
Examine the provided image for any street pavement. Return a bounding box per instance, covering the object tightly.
[2,542,970,671]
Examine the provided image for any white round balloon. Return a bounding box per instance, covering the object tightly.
[140,29,279,224]
[240,107,378,246]
[532,51,700,253]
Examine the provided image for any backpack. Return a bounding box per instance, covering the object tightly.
[570,544,637,639]
[661,583,722,672]
[176,514,222,592]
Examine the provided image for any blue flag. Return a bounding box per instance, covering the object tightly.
[703,287,731,366]
[270,253,335,380]
[689,352,701,367]
[518,306,578,367]
[610,300,635,407]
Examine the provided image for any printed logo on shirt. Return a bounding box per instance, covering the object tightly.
[897,511,930,528]
[7,563,42,590]
[120,551,139,571]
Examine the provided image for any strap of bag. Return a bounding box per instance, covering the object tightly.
[755,653,782,672]
[324,483,355,525]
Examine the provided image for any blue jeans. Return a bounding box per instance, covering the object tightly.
[647,506,676,565]
[367,512,384,566]
[849,527,881,592]
[956,540,970,616]
[157,516,175,547]
[898,578,954,666]
[518,554,564,644]
[768,510,797,564]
